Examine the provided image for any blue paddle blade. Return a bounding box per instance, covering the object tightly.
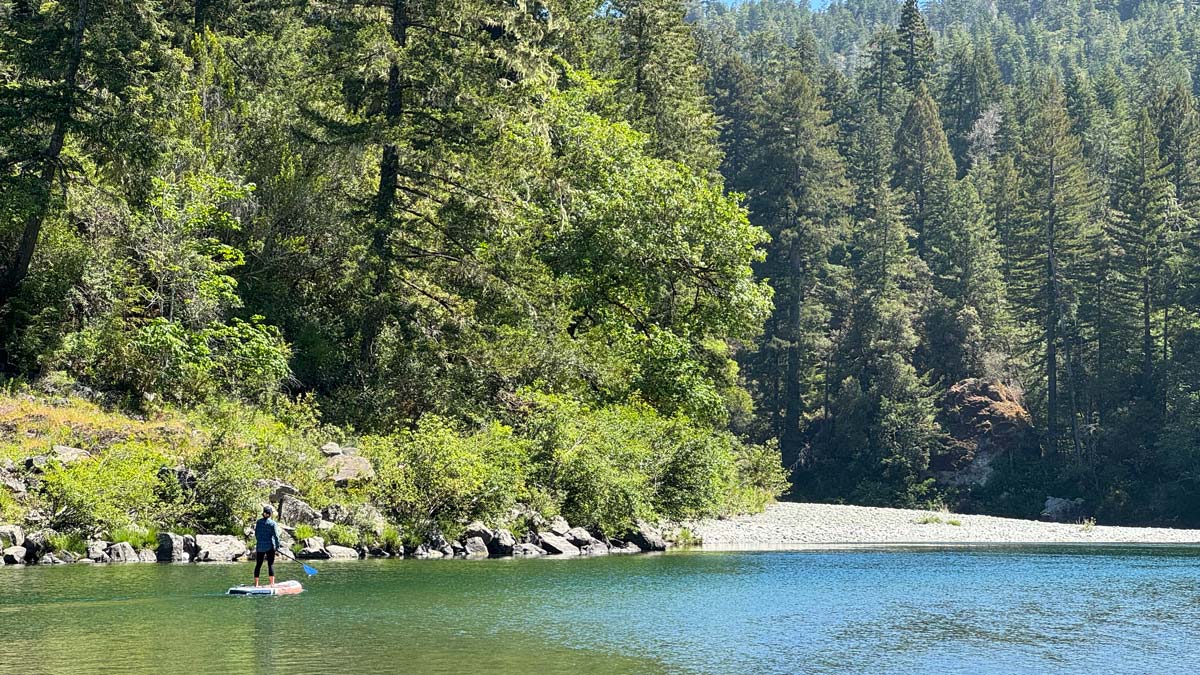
[302,563,318,576]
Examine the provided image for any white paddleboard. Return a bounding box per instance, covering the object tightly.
[227,580,304,596]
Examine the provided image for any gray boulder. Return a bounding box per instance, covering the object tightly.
[581,542,610,556]
[323,503,352,524]
[565,527,599,547]
[323,455,374,486]
[156,532,198,562]
[1042,496,1086,523]
[325,544,359,560]
[25,445,89,472]
[87,540,111,563]
[38,553,65,565]
[512,542,546,557]
[626,521,667,552]
[137,548,157,563]
[297,536,328,559]
[463,536,489,558]
[354,504,387,538]
[55,550,81,563]
[106,542,139,563]
[280,494,322,527]
[410,544,444,559]
[320,442,344,457]
[536,531,580,556]
[488,529,516,557]
[0,473,26,496]
[609,541,642,554]
[367,546,390,558]
[0,524,23,549]
[193,535,248,562]
[254,479,299,504]
[23,529,57,561]
[464,521,493,545]
[548,516,570,536]
[3,546,26,565]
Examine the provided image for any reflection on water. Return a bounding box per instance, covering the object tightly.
[2,546,1199,674]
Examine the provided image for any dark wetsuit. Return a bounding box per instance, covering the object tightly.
[253,516,282,577]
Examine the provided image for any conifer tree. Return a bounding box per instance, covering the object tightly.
[1010,80,1097,451]
[1112,110,1172,398]
[895,0,935,92]
[893,81,957,256]
[612,0,722,173]
[858,28,905,119]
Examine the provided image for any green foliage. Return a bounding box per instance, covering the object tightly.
[363,417,532,537]
[39,443,172,532]
[293,524,317,542]
[106,526,159,550]
[326,524,361,548]
[48,532,87,556]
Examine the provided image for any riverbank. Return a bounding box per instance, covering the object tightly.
[687,502,1200,548]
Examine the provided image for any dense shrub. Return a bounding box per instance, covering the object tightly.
[39,442,173,532]
[362,416,532,537]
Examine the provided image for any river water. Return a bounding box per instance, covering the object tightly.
[1,546,1198,674]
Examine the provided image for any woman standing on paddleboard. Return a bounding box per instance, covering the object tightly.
[253,505,282,587]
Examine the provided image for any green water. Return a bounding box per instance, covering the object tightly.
[3,547,1200,674]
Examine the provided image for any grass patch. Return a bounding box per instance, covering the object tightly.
[672,527,702,547]
[106,526,158,550]
[914,514,944,525]
[49,532,87,555]
[1080,517,1096,532]
[946,519,962,527]
[381,526,402,552]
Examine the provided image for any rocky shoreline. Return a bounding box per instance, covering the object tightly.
[0,509,669,568]
[687,502,1200,548]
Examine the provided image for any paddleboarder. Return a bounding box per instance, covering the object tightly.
[253,505,282,587]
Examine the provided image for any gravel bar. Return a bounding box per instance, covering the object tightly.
[687,502,1200,549]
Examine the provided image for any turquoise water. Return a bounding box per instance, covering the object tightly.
[2,547,1198,674]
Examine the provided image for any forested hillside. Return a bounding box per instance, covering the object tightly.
[3,0,1200,539]
[698,0,1200,523]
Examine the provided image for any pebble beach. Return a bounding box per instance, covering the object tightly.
[689,502,1200,549]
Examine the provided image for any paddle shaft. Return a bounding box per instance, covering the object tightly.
[276,548,318,576]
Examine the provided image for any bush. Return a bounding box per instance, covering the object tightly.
[39,442,173,532]
[327,524,361,548]
[293,524,317,541]
[53,316,291,406]
[362,416,531,537]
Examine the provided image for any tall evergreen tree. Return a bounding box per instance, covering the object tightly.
[893,81,956,256]
[895,0,935,92]
[1010,80,1097,453]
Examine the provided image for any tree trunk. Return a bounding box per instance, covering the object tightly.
[1044,157,1059,452]
[374,0,409,219]
[0,0,89,310]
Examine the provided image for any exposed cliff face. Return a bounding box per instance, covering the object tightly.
[932,378,1032,487]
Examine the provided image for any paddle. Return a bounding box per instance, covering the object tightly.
[276,548,318,577]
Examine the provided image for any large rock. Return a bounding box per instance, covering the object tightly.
[565,527,599,547]
[254,479,299,504]
[463,536,489,558]
[280,494,322,527]
[325,544,359,560]
[609,541,642,554]
[25,445,90,472]
[323,503,352,524]
[581,542,610,556]
[38,553,65,565]
[464,521,493,546]
[23,529,57,561]
[137,548,157,563]
[156,532,198,562]
[933,378,1033,487]
[297,536,329,559]
[512,542,546,557]
[323,454,374,486]
[625,522,667,552]
[536,531,580,556]
[0,471,26,496]
[0,525,23,549]
[1042,496,1086,523]
[548,516,570,536]
[3,546,27,565]
[106,542,139,563]
[354,504,387,539]
[410,544,444,560]
[87,540,111,563]
[194,535,248,562]
[487,529,516,557]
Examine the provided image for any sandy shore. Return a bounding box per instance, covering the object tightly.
[687,502,1200,549]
